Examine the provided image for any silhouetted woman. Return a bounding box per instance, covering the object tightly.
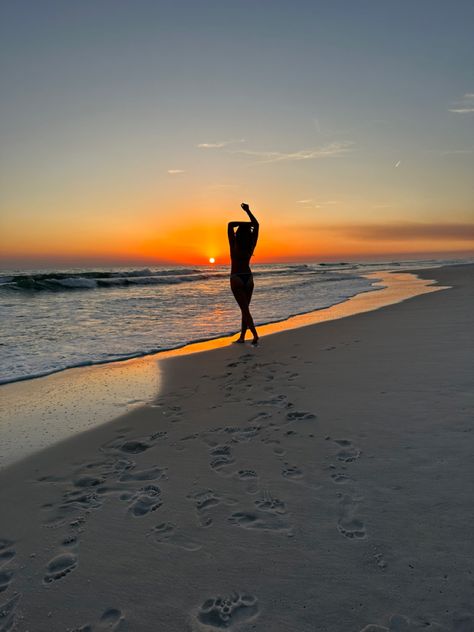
[228,203,259,345]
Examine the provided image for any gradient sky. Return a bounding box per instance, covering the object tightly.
[1,0,473,267]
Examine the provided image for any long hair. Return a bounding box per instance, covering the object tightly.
[235,224,255,256]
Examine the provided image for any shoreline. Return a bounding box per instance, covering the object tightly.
[3,258,465,389]
[0,263,472,630]
[0,267,435,388]
[0,269,447,469]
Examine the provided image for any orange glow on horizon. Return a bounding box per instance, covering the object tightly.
[1,209,473,268]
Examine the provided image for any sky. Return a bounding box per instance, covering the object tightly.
[1,0,473,267]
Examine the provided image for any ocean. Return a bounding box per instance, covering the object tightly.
[0,259,461,385]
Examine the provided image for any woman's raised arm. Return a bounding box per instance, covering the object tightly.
[241,203,259,226]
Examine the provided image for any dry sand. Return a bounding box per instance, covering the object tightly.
[0,264,472,631]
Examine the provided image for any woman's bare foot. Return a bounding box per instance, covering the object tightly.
[251,337,259,346]
[233,337,246,344]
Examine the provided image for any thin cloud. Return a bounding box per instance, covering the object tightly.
[395,160,401,168]
[449,93,474,113]
[330,222,474,241]
[233,141,353,164]
[197,139,245,149]
[296,199,321,208]
[167,169,185,175]
[439,148,474,155]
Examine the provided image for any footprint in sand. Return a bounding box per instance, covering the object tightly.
[272,444,286,457]
[187,490,237,528]
[248,411,271,423]
[359,614,414,632]
[103,437,152,455]
[286,411,316,422]
[44,551,78,584]
[196,593,259,629]
[374,551,387,570]
[73,608,125,631]
[72,474,106,488]
[235,470,259,494]
[0,593,21,632]
[334,439,361,463]
[126,485,163,517]
[281,464,304,480]
[150,522,202,551]
[209,446,235,476]
[234,426,261,442]
[254,394,288,408]
[254,491,287,515]
[61,534,79,548]
[337,495,366,540]
[42,491,102,528]
[330,472,350,484]
[228,511,292,535]
[119,465,167,483]
[100,429,167,456]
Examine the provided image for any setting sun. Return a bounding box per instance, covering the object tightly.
[209,257,215,264]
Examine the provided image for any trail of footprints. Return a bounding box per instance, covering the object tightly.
[31,352,367,631]
[8,352,470,631]
[38,425,171,585]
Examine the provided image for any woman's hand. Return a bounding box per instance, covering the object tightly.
[241,203,258,227]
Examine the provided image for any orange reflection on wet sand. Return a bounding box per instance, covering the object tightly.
[160,272,447,357]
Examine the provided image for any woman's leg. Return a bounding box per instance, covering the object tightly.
[231,279,258,343]
[244,282,258,343]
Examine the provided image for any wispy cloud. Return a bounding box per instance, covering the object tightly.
[439,148,474,155]
[328,222,474,241]
[395,160,401,168]
[167,169,185,175]
[449,93,474,113]
[232,141,353,164]
[197,139,245,149]
[296,199,321,208]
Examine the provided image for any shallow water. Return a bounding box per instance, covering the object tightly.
[0,258,460,384]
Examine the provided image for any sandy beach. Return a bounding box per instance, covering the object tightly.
[0,264,472,631]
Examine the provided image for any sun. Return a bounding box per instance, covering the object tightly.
[209,257,215,264]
